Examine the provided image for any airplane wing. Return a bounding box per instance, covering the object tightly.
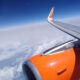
[48,7,80,40]
[43,7,80,55]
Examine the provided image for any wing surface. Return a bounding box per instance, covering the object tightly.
[48,7,80,39]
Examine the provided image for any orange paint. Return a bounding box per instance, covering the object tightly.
[28,48,80,80]
[23,6,80,80]
[49,7,55,18]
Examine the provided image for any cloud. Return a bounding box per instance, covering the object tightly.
[0,67,15,80]
[59,16,80,26]
[0,21,77,80]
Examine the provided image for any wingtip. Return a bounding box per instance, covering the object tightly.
[48,6,55,21]
[52,6,55,9]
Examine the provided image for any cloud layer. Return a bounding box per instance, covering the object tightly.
[0,21,77,80]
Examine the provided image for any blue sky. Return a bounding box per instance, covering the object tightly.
[0,0,80,28]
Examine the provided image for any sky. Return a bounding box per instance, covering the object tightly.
[0,0,80,28]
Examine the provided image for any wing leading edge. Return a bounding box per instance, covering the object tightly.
[48,7,80,40]
[43,7,80,55]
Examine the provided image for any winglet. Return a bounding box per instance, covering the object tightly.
[48,7,55,21]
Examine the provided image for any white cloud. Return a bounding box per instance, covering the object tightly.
[59,16,80,26]
[0,67,15,80]
[0,20,79,80]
